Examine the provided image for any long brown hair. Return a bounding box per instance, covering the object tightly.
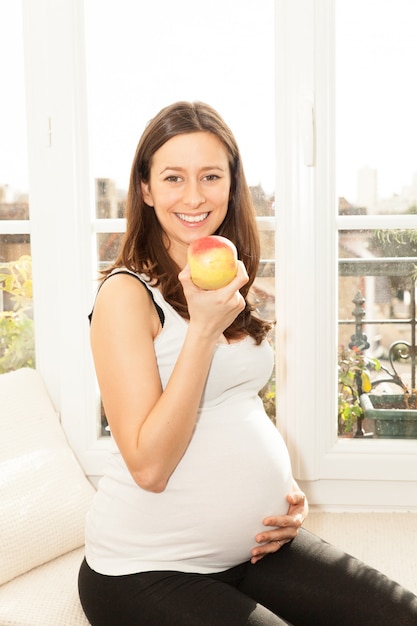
[106,101,271,343]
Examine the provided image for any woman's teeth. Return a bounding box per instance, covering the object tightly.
[177,212,209,223]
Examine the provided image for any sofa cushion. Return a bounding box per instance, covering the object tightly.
[0,368,94,585]
[0,546,89,625]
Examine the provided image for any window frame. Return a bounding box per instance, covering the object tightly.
[21,0,99,473]
[19,0,417,506]
[275,0,417,508]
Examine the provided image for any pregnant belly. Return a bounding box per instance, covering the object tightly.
[161,407,294,570]
[91,403,294,575]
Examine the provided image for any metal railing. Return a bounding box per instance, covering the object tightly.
[339,257,417,391]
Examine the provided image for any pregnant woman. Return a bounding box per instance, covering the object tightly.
[78,101,417,625]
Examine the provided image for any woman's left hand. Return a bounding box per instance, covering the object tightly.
[250,481,308,564]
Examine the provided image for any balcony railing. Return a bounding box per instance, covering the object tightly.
[339,257,417,437]
[339,257,417,392]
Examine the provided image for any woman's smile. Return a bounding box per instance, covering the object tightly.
[176,212,210,224]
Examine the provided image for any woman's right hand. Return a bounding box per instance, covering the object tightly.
[179,260,249,340]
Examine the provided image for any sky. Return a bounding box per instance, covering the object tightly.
[1,0,417,203]
[335,0,417,202]
[83,0,275,193]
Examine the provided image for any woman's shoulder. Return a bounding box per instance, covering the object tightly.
[90,269,165,329]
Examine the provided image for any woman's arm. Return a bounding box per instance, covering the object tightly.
[90,263,248,493]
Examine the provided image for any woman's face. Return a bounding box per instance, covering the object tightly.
[141,131,231,267]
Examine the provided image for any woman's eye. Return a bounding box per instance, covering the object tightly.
[204,174,220,182]
[165,175,182,183]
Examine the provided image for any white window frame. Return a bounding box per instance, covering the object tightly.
[275,0,417,509]
[19,0,417,507]
[21,0,99,474]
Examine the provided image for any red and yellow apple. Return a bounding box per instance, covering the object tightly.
[187,235,238,290]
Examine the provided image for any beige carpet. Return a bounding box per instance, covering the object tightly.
[303,511,417,595]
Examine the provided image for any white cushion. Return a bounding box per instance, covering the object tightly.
[0,546,89,625]
[0,368,94,585]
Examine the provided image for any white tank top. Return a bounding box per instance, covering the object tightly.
[85,273,293,575]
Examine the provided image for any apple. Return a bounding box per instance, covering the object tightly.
[187,235,238,290]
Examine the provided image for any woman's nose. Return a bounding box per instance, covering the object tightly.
[183,180,206,208]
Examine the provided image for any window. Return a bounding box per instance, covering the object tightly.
[336,1,417,439]
[275,0,417,508]
[15,0,417,506]
[85,0,276,434]
[0,1,33,374]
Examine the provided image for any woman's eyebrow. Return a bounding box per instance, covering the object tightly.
[159,165,226,174]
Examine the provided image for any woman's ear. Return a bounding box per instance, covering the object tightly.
[141,181,154,207]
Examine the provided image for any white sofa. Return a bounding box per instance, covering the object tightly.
[0,368,95,625]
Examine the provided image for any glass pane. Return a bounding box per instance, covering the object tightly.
[336,1,417,439]
[86,0,276,434]
[0,239,34,374]
[85,0,275,210]
[0,1,29,208]
[0,3,33,374]
[95,178,125,219]
[96,232,124,270]
[336,0,417,215]
[338,229,417,437]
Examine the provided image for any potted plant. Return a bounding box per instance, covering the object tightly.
[338,345,380,437]
[359,341,417,438]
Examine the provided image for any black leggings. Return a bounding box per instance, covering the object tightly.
[78,529,417,626]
